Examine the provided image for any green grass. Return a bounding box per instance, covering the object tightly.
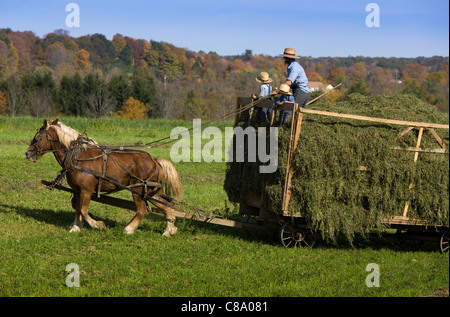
[0,116,448,297]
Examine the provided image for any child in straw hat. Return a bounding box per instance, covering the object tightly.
[252,72,273,123]
[276,83,295,126]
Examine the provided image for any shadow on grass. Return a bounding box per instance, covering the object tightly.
[308,230,442,253]
[0,203,118,230]
[172,215,442,253]
[0,202,442,253]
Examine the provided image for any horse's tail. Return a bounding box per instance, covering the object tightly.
[157,158,182,200]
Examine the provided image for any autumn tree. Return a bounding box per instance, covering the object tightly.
[0,31,19,79]
[326,65,346,86]
[350,62,368,79]
[423,71,449,112]
[205,89,222,120]
[149,41,184,80]
[402,63,426,82]
[402,78,428,101]
[305,68,324,82]
[231,59,245,72]
[76,49,92,74]
[112,33,126,53]
[315,61,328,78]
[117,96,147,120]
[367,66,393,95]
[347,78,372,96]
[0,90,8,115]
[7,30,37,74]
[347,61,368,87]
[180,89,205,120]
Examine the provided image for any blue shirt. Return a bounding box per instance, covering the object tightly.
[259,83,272,98]
[287,61,309,93]
[276,94,295,105]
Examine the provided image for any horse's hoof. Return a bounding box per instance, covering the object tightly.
[69,225,81,233]
[97,221,106,230]
[162,228,177,237]
[124,226,135,235]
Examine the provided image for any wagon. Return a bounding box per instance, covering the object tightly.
[228,96,449,253]
[40,95,449,253]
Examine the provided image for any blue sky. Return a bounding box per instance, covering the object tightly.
[0,0,448,57]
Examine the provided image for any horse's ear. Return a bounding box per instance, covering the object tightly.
[52,118,59,125]
[43,120,48,128]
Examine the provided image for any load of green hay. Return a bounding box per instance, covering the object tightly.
[224,94,449,242]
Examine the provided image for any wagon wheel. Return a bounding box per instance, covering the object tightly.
[439,229,449,254]
[279,219,315,249]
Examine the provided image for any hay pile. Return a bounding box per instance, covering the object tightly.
[224,94,449,242]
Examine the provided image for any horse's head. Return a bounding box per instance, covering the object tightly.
[25,119,59,162]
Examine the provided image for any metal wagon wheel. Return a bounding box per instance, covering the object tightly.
[279,219,316,249]
[439,229,449,254]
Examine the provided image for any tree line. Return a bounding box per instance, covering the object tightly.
[0,28,448,119]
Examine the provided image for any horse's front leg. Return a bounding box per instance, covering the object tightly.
[76,190,106,231]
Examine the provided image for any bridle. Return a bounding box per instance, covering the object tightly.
[27,128,64,161]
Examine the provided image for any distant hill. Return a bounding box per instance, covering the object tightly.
[0,28,448,118]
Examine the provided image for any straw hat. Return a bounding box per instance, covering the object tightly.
[256,72,273,83]
[279,83,293,95]
[279,48,301,59]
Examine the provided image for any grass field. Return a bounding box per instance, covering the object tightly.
[0,116,448,297]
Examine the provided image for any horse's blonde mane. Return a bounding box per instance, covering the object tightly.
[48,121,97,149]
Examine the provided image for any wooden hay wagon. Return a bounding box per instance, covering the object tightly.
[228,96,449,253]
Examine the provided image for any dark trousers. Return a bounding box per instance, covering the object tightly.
[279,87,309,125]
[278,110,292,125]
[260,107,273,123]
[293,86,309,108]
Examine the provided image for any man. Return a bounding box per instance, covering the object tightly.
[276,48,309,108]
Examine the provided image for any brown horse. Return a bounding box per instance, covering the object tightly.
[25,119,182,236]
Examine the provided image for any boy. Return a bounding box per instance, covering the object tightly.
[276,84,295,126]
[252,72,273,123]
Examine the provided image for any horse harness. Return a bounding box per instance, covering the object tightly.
[51,136,164,200]
[43,133,215,222]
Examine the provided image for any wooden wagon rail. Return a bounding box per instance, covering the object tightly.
[299,108,449,130]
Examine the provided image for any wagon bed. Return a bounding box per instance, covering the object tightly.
[230,97,449,253]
